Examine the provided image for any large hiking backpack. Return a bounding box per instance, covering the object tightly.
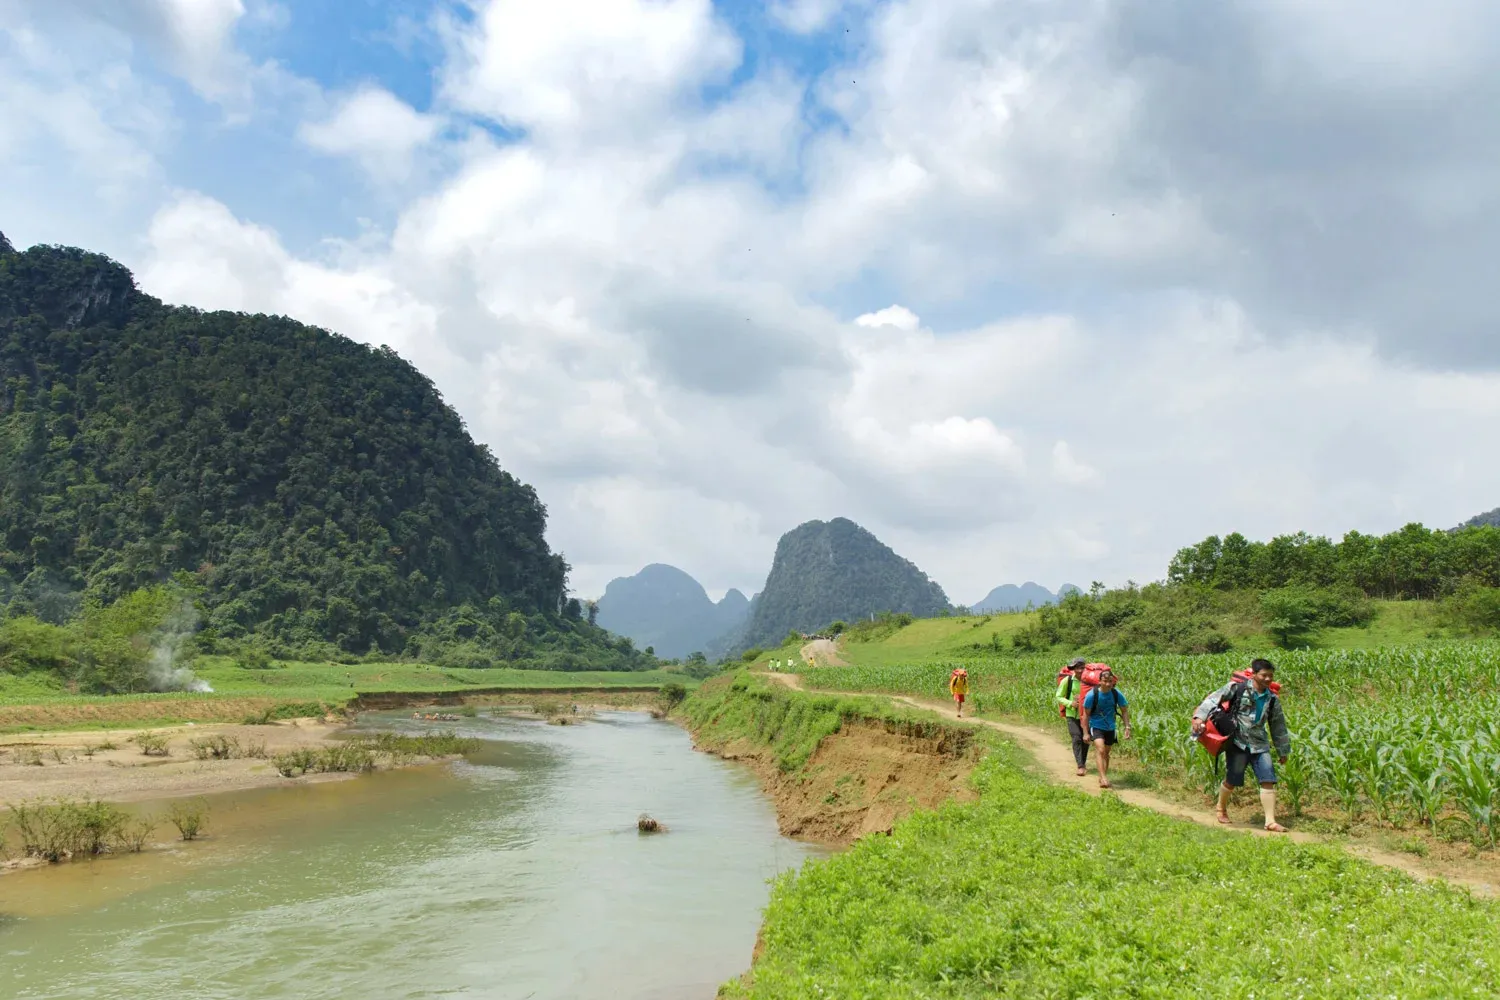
[1054,666,1074,717]
[950,667,969,692]
[1197,672,1283,757]
[1072,663,1112,716]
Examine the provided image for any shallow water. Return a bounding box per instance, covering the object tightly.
[0,711,822,999]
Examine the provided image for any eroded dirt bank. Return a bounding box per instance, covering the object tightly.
[691,716,979,847]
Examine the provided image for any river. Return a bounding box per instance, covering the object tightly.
[0,710,822,999]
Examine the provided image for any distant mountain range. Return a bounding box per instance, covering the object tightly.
[727,518,950,652]
[593,564,750,660]
[970,582,1081,613]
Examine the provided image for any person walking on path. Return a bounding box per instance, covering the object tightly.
[1080,670,1129,789]
[1192,658,1293,833]
[1054,658,1090,776]
[949,667,970,718]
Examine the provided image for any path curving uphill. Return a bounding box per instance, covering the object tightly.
[765,669,1496,897]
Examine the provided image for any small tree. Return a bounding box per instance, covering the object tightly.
[1261,587,1315,648]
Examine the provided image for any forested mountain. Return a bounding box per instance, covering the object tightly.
[594,564,750,659]
[971,582,1079,612]
[731,518,949,651]
[1459,508,1500,530]
[0,234,649,670]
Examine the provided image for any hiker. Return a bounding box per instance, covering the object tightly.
[1080,669,1129,789]
[949,667,969,718]
[1192,658,1292,833]
[1054,658,1090,776]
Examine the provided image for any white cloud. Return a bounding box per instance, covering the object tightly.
[769,0,849,34]
[855,304,920,331]
[14,0,1500,607]
[440,0,740,136]
[299,86,441,182]
[1051,441,1100,487]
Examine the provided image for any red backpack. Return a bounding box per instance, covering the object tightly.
[1073,663,1112,715]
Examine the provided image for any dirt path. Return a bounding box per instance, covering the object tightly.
[765,671,1495,897]
[798,639,847,666]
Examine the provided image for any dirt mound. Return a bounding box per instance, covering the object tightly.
[709,718,977,847]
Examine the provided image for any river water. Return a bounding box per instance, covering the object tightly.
[0,711,822,1000]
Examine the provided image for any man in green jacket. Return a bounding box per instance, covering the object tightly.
[1192,658,1293,832]
[1054,658,1089,776]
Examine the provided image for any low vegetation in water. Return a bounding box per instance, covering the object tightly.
[799,641,1500,848]
[729,742,1500,999]
[3,796,207,862]
[272,731,479,777]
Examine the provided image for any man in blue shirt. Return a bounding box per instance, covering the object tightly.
[1080,669,1130,789]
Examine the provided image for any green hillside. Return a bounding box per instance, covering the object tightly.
[0,234,650,676]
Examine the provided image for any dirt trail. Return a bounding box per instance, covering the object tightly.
[765,671,1496,897]
[798,639,847,666]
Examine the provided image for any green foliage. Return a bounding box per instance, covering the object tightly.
[166,799,208,841]
[0,241,651,671]
[1260,587,1316,647]
[1437,583,1500,635]
[735,518,949,651]
[741,647,763,662]
[731,746,1500,999]
[8,798,136,862]
[130,731,170,756]
[1168,524,1500,598]
[1011,584,1239,654]
[0,583,200,693]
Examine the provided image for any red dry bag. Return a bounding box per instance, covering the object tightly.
[1073,663,1112,715]
[1230,668,1281,695]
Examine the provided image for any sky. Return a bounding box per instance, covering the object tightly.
[4,0,1500,606]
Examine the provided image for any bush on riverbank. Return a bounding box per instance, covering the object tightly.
[726,731,1500,999]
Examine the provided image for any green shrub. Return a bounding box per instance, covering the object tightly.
[166,799,208,841]
[131,732,170,756]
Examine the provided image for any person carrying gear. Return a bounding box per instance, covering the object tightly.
[1080,669,1130,789]
[1054,658,1090,776]
[1192,658,1292,832]
[948,667,970,718]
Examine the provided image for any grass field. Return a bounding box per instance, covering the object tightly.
[690,675,1500,999]
[0,658,690,732]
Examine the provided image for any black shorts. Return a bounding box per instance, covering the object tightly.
[1091,729,1117,746]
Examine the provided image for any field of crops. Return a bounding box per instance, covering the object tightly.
[795,642,1500,847]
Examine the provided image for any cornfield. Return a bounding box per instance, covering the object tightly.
[797,643,1500,846]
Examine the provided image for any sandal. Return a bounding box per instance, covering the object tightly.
[1264,822,1288,833]
[1075,767,1086,776]
[1098,779,1113,789]
[1216,812,1232,825]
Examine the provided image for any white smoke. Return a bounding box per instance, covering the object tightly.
[148,600,213,693]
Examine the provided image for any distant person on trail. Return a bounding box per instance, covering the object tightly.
[1080,670,1129,789]
[949,667,969,718]
[1192,658,1292,833]
[1054,658,1090,776]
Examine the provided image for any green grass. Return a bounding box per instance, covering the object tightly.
[0,658,690,707]
[681,672,973,773]
[0,659,691,732]
[695,678,1500,999]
